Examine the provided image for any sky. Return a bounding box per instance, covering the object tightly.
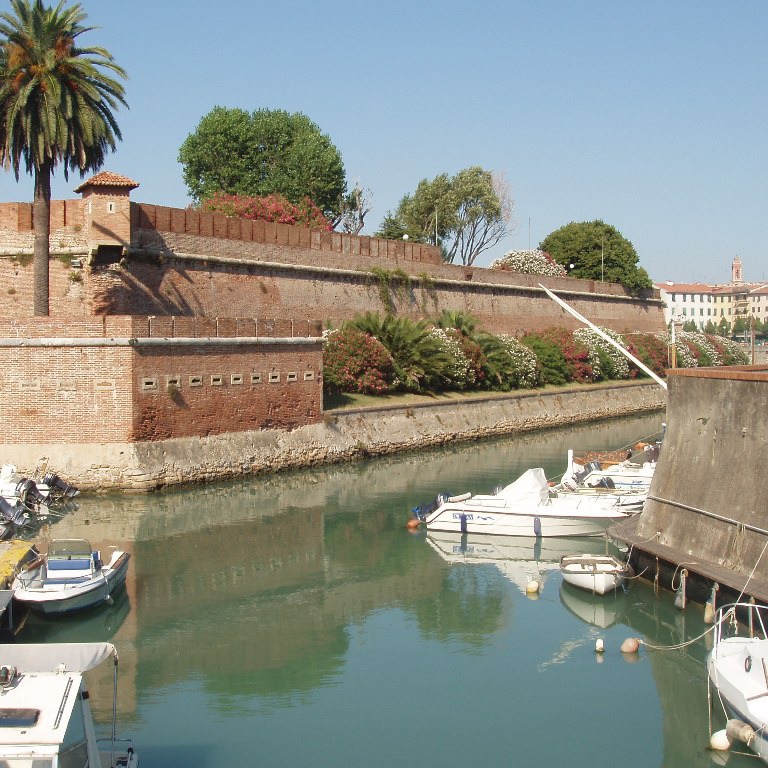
[1,0,766,285]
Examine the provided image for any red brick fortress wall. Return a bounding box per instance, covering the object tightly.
[0,316,323,444]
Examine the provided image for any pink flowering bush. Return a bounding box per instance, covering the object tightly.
[322,328,394,395]
[200,192,333,230]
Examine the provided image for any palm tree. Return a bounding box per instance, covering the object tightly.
[0,0,127,315]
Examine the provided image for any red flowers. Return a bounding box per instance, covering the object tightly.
[200,192,333,230]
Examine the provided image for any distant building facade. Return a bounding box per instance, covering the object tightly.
[655,258,767,331]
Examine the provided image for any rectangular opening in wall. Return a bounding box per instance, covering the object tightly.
[231,374,244,385]
[19,380,41,392]
[189,375,203,388]
[140,377,158,392]
[286,372,298,383]
[251,373,262,385]
[211,375,224,386]
[269,371,280,383]
[57,379,77,392]
[166,376,181,388]
[107,201,116,214]
[94,379,116,391]
[303,371,315,381]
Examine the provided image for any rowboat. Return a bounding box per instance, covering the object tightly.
[559,553,629,594]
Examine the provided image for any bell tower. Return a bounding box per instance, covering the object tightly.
[732,257,743,284]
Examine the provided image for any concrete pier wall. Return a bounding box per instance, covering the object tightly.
[0,380,665,492]
[614,366,768,601]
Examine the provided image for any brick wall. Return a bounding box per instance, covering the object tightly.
[0,318,322,444]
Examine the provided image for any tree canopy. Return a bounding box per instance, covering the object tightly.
[0,0,127,315]
[539,220,652,296]
[178,107,347,217]
[376,167,513,265]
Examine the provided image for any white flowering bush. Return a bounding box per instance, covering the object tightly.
[498,334,539,387]
[490,250,567,277]
[661,331,698,368]
[713,335,750,365]
[429,328,474,388]
[574,327,630,380]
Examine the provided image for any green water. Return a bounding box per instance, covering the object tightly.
[20,413,744,767]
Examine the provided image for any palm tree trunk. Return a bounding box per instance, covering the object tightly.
[32,164,52,317]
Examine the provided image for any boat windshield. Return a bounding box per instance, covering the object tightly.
[48,540,92,560]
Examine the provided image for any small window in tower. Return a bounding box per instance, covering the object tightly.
[107,201,116,214]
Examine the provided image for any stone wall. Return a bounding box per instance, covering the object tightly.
[0,380,666,491]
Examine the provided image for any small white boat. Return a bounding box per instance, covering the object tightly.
[559,553,629,594]
[0,642,137,768]
[559,449,656,493]
[708,602,768,764]
[421,468,639,537]
[12,538,130,615]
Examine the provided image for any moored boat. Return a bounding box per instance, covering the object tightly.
[559,553,629,594]
[420,467,640,537]
[0,642,137,768]
[11,538,130,615]
[707,602,768,764]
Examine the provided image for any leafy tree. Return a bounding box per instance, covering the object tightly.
[716,317,730,336]
[682,320,698,332]
[0,0,127,315]
[539,220,652,296]
[377,167,513,265]
[179,107,346,217]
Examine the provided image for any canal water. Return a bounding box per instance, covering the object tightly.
[19,412,745,767]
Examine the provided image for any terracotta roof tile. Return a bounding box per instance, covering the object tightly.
[74,171,139,192]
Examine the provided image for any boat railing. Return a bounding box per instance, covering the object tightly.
[713,602,768,646]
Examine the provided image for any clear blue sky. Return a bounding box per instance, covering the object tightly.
[2,0,766,285]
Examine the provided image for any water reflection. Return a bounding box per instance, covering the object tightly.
[22,412,736,768]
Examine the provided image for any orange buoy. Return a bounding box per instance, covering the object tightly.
[406,518,421,530]
[620,637,641,654]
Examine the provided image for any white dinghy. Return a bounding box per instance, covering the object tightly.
[0,642,137,768]
[559,553,629,595]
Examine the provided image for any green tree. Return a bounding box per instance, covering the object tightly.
[179,107,346,217]
[539,220,652,296]
[0,0,127,315]
[377,167,513,266]
[716,317,730,336]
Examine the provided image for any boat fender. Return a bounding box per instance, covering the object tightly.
[23,555,45,571]
[709,729,731,751]
[533,516,542,537]
[460,513,468,534]
[595,638,604,653]
[726,719,756,746]
[745,655,752,673]
[447,492,471,503]
[620,637,641,654]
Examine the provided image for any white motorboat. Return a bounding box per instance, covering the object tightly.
[0,463,79,512]
[559,449,655,493]
[707,602,768,763]
[12,538,130,615]
[426,531,614,595]
[0,642,137,768]
[421,468,640,537]
[559,553,629,594]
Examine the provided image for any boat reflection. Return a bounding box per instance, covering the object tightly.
[426,531,621,595]
[19,585,131,643]
[558,580,631,629]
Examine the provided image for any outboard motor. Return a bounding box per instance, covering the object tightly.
[0,497,29,527]
[15,478,46,509]
[42,472,80,499]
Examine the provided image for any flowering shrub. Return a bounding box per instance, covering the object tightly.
[200,192,333,230]
[497,335,539,388]
[540,327,594,382]
[428,328,473,389]
[574,327,630,381]
[623,333,669,378]
[660,331,698,368]
[490,250,567,277]
[709,335,749,365]
[520,332,570,385]
[322,328,394,394]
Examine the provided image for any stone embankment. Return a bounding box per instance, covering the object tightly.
[2,380,665,492]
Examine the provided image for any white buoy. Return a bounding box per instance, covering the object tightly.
[709,729,731,751]
[595,638,604,653]
[526,580,540,595]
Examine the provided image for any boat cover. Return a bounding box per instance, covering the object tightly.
[495,468,550,503]
[0,642,116,673]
